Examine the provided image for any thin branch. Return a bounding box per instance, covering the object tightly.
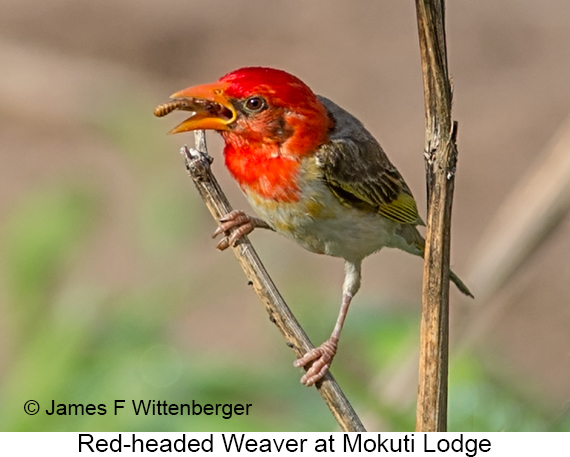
[415,0,457,432]
[373,114,570,421]
[459,112,570,344]
[181,130,365,432]
[466,114,570,302]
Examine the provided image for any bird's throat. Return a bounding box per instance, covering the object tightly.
[223,142,301,203]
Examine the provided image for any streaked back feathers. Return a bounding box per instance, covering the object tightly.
[316,96,423,226]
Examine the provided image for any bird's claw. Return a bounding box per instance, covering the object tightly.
[213,210,258,251]
[293,338,338,386]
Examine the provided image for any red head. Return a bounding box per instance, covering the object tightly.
[161,67,333,200]
[167,67,332,155]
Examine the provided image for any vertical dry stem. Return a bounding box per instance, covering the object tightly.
[415,0,457,431]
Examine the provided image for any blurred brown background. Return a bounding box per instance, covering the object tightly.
[1,0,569,431]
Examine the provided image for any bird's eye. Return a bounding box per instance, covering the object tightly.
[244,96,266,112]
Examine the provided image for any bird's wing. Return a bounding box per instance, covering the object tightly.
[317,137,423,225]
[315,95,423,226]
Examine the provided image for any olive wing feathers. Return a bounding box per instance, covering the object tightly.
[316,96,424,226]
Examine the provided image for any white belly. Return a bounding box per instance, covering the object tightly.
[244,176,400,263]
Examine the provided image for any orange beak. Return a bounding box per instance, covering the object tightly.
[155,81,237,134]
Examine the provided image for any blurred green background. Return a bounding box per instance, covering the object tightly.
[1,1,570,431]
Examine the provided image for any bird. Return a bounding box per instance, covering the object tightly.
[155,67,472,387]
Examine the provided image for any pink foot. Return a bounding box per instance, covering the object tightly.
[212,210,270,250]
[293,338,338,386]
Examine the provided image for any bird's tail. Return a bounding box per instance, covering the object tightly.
[449,270,474,298]
[396,224,474,298]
